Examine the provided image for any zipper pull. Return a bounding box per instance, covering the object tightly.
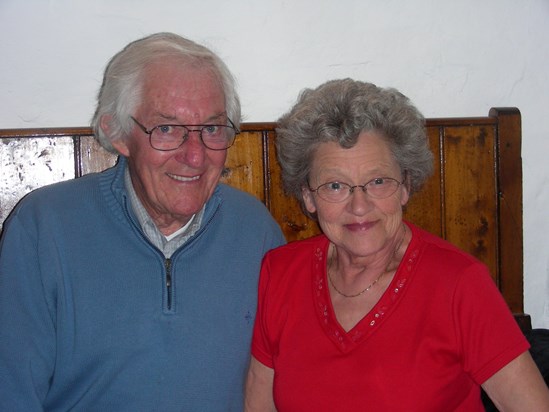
[165,258,172,310]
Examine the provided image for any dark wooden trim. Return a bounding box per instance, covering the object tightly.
[0,127,93,138]
[0,115,498,138]
[425,116,497,127]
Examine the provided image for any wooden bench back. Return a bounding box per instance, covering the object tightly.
[0,108,524,315]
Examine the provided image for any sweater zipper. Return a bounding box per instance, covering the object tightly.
[120,194,182,313]
[165,258,173,310]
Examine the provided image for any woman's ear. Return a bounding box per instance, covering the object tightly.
[400,184,410,207]
[100,114,130,157]
[302,186,318,214]
[400,173,411,207]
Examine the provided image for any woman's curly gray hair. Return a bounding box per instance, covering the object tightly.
[91,32,240,154]
[275,78,433,216]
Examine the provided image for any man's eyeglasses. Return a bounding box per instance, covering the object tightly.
[308,177,404,203]
[131,116,240,151]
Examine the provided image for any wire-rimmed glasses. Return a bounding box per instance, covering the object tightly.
[131,116,239,151]
[308,177,404,203]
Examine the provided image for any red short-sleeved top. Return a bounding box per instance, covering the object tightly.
[251,223,529,411]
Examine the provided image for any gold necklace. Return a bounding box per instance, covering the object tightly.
[328,225,407,298]
[328,268,384,298]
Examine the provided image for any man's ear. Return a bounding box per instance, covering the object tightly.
[100,114,130,157]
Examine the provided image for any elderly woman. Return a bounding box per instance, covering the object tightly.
[245,79,549,411]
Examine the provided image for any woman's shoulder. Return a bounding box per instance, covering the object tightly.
[408,222,480,265]
[406,222,491,289]
[267,234,328,257]
[261,234,329,274]
[259,235,329,298]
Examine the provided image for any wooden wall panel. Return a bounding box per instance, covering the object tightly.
[265,130,320,241]
[221,131,265,202]
[403,126,443,237]
[490,108,523,312]
[0,136,75,229]
[0,109,524,314]
[78,135,117,176]
[442,125,498,281]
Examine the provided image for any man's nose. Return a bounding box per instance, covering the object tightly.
[175,131,206,165]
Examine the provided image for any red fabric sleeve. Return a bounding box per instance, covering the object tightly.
[452,261,530,384]
[251,253,276,368]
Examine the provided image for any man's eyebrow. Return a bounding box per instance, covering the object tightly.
[203,112,228,123]
[151,113,177,123]
[154,112,228,124]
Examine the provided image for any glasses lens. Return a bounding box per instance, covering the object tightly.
[314,178,401,202]
[366,178,400,199]
[316,182,351,202]
[201,125,236,150]
[149,124,237,151]
[150,125,186,151]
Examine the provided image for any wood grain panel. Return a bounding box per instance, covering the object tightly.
[0,136,75,230]
[78,135,117,176]
[404,126,443,236]
[490,108,523,312]
[266,130,320,242]
[221,131,265,201]
[0,108,524,314]
[442,125,498,281]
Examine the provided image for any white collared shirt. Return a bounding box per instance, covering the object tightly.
[124,167,204,258]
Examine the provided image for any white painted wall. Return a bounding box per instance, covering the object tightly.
[1,0,548,327]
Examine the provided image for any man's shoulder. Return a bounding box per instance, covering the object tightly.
[212,184,285,242]
[22,171,106,205]
[10,167,120,225]
[215,183,272,215]
[216,183,260,202]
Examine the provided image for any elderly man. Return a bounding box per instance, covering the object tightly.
[0,32,285,411]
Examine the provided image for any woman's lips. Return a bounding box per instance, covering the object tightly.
[345,221,377,232]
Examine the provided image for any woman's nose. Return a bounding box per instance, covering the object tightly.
[348,186,374,214]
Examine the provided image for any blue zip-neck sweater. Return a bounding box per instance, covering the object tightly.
[0,157,285,411]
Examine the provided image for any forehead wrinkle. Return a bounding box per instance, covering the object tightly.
[312,154,398,185]
[141,62,226,124]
